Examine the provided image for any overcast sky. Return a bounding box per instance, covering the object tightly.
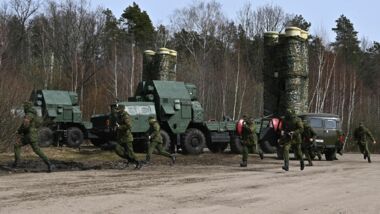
[91,0,379,43]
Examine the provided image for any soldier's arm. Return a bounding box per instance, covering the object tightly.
[150,123,161,139]
[365,128,376,142]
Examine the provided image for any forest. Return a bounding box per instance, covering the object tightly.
[0,0,379,151]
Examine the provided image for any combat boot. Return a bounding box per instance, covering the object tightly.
[368,156,371,163]
[47,163,55,173]
[170,154,176,165]
[308,160,313,166]
[240,161,247,167]
[12,160,19,168]
[259,152,264,160]
[300,160,305,171]
[364,154,367,160]
[282,160,289,171]
[134,161,143,170]
[317,154,322,161]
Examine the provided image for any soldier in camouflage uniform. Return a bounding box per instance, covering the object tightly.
[279,110,304,171]
[14,102,54,172]
[113,105,142,169]
[353,122,376,163]
[301,120,316,166]
[240,117,264,167]
[145,117,176,164]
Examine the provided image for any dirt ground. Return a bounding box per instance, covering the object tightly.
[0,147,379,214]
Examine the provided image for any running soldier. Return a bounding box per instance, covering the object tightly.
[240,117,264,167]
[279,110,304,171]
[113,105,142,169]
[302,120,316,166]
[14,102,54,172]
[353,122,376,163]
[145,117,176,164]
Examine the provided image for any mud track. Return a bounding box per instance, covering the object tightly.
[0,149,379,214]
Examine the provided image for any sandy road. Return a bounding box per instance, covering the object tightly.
[0,153,379,214]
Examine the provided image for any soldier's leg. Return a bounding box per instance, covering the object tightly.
[252,142,264,159]
[29,141,54,172]
[295,143,304,170]
[146,141,157,162]
[30,141,51,166]
[240,144,248,167]
[282,142,291,171]
[358,142,366,159]
[115,143,131,161]
[365,142,371,163]
[155,142,171,158]
[13,141,23,167]
[305,148,313,166]
[125,140,138,162]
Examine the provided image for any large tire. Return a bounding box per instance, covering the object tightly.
[325,148,337,161]
[259,126,279,153]
[38,127,54,147]
[230,135,243,154]
[66,127,84,148]
[260,140,277,153]
[91,138,106,147]
[206,132,228,153]
[207,141,228,153]
[181,128,206,155]
[160,130,171,152]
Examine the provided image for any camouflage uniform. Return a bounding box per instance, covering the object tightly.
[114,107,142,169]
[14,102,53,172]
[353,123,376,163]
[240,118,263,167]
[279,110,304,171]
[302,122,316,166]
[145,117,175,164]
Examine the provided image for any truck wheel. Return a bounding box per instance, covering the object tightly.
[181,128,206,155]
[325,149,337,161]
[38,127,54,147]
[230,136,243,154]
[91,139,105,147]
[66,127,84,148]
[160,130,171,152]
[207,142,228,153]
[260,140,277,153]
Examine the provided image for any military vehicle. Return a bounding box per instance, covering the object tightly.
[29,90,92,148]
[257,113,344,160]
[298,113,344,160]
[90,80,238,155]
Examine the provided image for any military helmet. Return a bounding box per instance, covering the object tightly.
[148,116,157,124]
[23,101,35,114]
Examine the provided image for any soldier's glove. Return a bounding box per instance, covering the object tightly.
[374,141,377,144]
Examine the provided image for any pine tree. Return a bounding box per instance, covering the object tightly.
[120,2,154,48]
[332,15,361,65]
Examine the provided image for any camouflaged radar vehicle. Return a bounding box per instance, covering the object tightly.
[90,80,239,155]
[30,90,92,148]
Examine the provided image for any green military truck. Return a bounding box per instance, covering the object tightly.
[298,113,344,160]
[30,90,92,148]
[257,113,344,160]
[90,80,238,155]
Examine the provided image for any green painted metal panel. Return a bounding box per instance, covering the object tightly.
[152,81,191,100]
[42,90,74,106]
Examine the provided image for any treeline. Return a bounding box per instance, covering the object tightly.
[0,0,378,151]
